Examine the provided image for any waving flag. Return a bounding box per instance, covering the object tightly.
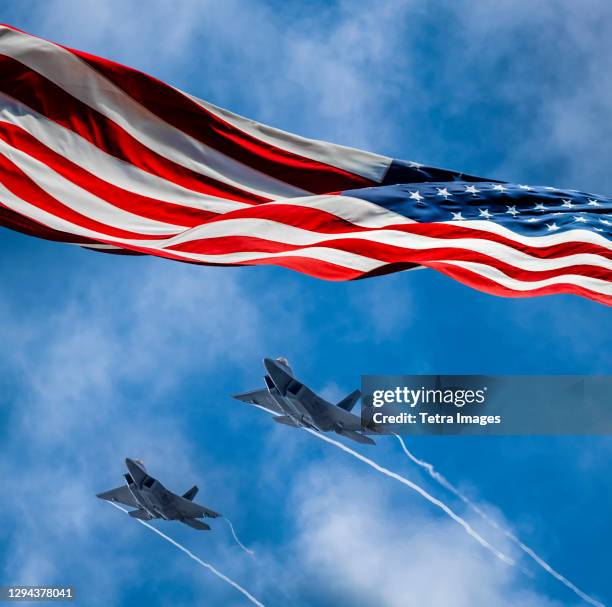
[0,25,610,304]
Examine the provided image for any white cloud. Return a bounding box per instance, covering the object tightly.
[318,382,346,404]
[22,0,214,71]
[0,259,302,602]
[431,0,612,191]
[286,461,563,607]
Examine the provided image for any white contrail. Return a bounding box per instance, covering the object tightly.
[107,502,265,607]
[394,435,604,607]
[302,428,515,566]
[224,517,256,558]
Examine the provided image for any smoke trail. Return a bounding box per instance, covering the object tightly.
[394,435,604,607]
[107,502,265,607]
[225,517,256,558]
[302,428,515,566]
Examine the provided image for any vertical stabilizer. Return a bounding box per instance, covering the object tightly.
[182,486,199,501]
[337,389,361,412]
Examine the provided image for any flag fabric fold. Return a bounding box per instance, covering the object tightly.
[0,24,610,304]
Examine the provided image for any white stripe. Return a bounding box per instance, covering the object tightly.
[441,260,612,296]
[0,180,382,270]
[0,179,142,241]
[0,26,307,200]
[268,194,415,228]
[441,219,612,250]
[186,93,392,183]
[132,217,612,272]
[163,245,385,272]
[0,138,183,235]
[0,92,249,214]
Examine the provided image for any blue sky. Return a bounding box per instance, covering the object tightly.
[0,1,611,605]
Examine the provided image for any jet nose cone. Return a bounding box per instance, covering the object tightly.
[125,458,145,473]
[264,357,292,374]
[264,357,294,395]
[263,358,278,373]
[125,458,147,484]
[265,358,292,381]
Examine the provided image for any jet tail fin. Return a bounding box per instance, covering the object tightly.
[182,486,198,501]
[182,518,211,531]
[337,389,361,412]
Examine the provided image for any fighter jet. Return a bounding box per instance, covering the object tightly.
[97,458,221,530]
[234,357,375,445]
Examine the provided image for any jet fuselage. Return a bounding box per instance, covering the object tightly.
[263,358,361,434]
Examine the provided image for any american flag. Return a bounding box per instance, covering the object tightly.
[0,24,610,305]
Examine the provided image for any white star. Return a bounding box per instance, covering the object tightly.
[600,218,612,226]
[573,215,587,223]
[451,211,465,221]
[409,190,423,202]
[526,217,540,223]
[519,184,533,191]
[436,187,451,198]
[465,185,480,195]
[562,199,574,208]
[408,161,423,169]
[534,203,547,211]
[546,222,560,231]
[587,199,600,206]
[506,205,519,216]
[478,208,493,219]
[594,227,604,232]
[492,184,507,193]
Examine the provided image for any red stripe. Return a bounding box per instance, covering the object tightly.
[0,201,97,244]
[0,55,269,204]
[166,234,611,282]
[0,122,218,227]
[235,255,362,280]
[83,246,144,256]
[71,49,376,194]
[0,151,173,240]
[391,222,612,261]
[189,202,372,234]
[428,261,612,306]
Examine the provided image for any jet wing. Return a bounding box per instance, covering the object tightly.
[97,485,139,508]
[233,388,284,416]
